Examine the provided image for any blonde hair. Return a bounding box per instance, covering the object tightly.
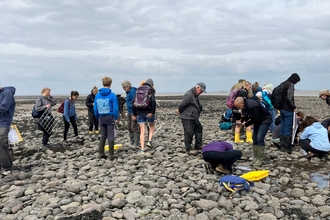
[102,77,112,87]
[41,87,51,94]
[92,86,98,93]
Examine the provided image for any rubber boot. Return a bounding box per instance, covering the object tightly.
[253,145,265,167]
[252,145,259,166]
[282,136,292,154]
[133,132,140,146]
[245,131,253,143]
[98,139,107,159]
[279,135,284,150]
[108,140,115,161]
[129,131,134,145]
[234,133,244,143]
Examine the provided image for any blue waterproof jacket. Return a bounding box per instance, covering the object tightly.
[0,87,16,128]
[63,99,77,122]
[125,87,137,115]
[94,88,119,120]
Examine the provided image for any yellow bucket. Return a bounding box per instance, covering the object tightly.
[240,170,269,182]
[104,144,122,151]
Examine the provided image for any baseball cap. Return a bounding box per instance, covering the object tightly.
[197,82,206,93]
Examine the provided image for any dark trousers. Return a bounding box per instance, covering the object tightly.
[181,119,203,150]
[203,150,242,170]
[0,127,12,170]
[127,114,139,132]
[299,138,328,155]
[100,116,115,141]
[63,116,78,140]
[88,111,99,131]
[253,122,271,146]
[42,128,51,145]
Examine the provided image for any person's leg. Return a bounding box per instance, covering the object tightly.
[94,114,99,134]
[127,115,134,145]
[181,119,195,152]
[270,109,276,132]
[0,128,13,171]
[146,114,156,147]
[105,116,115,160]
[70,116,78,137]
[245,125,253,143]
[88,111,94,133]
[42,130,51,146]
[219,150,243,171]
[98,117,107,158]
[193,119,203,149]
[139,124,145,151]
[63,116,70,141]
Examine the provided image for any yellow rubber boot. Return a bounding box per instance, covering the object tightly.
[246,131,253,143]
[234,133,244,143]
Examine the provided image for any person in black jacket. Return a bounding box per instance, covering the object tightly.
[176,82,206,156]
[86,86,99,135]
[234,97,272,166]
[279,73,300,153]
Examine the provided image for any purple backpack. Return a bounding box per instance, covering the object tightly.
[133,85,152,109]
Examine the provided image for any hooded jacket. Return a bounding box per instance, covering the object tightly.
[125,87,137,115]
[241,98,272,127]
[178,87,203,120]
[35,95,57,112]
[300,122,330,152]
[0,86,16,128]
[94,88,119,120]
[282,73,300,112]
[86,89,96,113]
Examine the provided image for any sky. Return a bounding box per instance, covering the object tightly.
[1,0,330,96]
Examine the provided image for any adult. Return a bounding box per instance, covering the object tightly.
[0,86,16,175]
[202,141,242,174]
[279,73,301,154]
[121,80,139,146]
[234,96,272,166]
[116,94,126,127]
[251,82,262,102]
[35,87,57,148]
[230,79,253,143]
[63,91,80,142]
[86,86,99,135]
[299,116,330,158]
[176,82,206,155]
[94,77,119,160]
[321,118,330,142]
[319,89,330,107]
[132,78,156,153]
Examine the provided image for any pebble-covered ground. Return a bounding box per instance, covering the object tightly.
[1,95,330,220]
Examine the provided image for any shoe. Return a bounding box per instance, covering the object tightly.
[187,149,199,156]
[75,136,82,141]
[1,170,12,178]
[304,152,315,159]
[140,150,145,154]
[95,130,99,135]
[204,162,213,174]
[42,144,52,150]
[89,131,93,135]
[195,145,203,150]
[146,141,153,148]
[215,164,230,174]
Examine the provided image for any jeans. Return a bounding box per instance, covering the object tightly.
[280,110,293,137]
[269,109,276,132]
[253,123,271,146]
[0,127,13,170]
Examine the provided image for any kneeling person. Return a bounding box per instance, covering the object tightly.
[202,141,242,174]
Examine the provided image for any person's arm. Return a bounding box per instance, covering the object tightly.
[177,94,191,113]
[49,96,57,106]
[113,95,119,120]
[286,84,296,109]
[93,98,99,120]
[244,106,259,127]
[86,95,93,108]
[300,127,310,140]
[0,91,14,113]
[150,93,156,115]
[63,99,70,122]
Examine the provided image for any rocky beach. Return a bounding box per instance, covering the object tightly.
[1,95,330,220]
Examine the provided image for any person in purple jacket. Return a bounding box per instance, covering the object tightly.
[202,141,242,174]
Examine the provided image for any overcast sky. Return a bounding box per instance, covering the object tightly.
[1,0,329,96]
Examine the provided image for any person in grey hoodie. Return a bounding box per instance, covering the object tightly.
[176,82,206,155]
[0,86,16,175]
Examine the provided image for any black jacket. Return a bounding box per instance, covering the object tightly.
[282,73,300,112]
[132,83,156,116]
[241,99,272,127]
[86,90,95,113]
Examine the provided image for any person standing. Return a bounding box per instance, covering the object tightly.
[116,94,126,127]
[176,82,206,156]
[63,91,80,142]
[35,87,57,148]
[0,86,16,175]
[234,96,272,166]
[86,86,99,135]
[132,78,156,153]
[94,77,119,160]
[279,73,301,153]
[121,80,139,146]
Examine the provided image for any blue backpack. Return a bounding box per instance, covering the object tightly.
[219,175,253,198]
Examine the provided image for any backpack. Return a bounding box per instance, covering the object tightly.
[226,89,246,109]
[31,105,44,118]
[58,98,69,114]
[219,175,253,198]
[133,85,152,109]
[270,83,285,109]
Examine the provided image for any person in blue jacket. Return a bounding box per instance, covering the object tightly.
[94,77,119,160]
[0,86,16,176]
[202,141,242,174]
[63,91,79,142]
[299,116,330,159]
[121,80,139,146]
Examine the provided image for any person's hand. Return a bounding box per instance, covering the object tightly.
[147,113,153,118]
[175,109,180,114]
[132,116,137,121]
[46,103,51,108]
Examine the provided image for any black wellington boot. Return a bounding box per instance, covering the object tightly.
[108,140,115,161]
[98,139,107,159]
[282,136,292,154]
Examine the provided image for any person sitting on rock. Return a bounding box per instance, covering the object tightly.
[299,116,330,159]
[202,141,242,174]
[234,96,272,167]
[319,89,330,107]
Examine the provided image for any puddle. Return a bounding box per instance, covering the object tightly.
[310,173,330,188]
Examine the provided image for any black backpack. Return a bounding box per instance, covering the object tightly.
[133,85,152,109]
[271,83,285,109]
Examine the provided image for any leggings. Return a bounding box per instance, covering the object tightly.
[63,116,78,140]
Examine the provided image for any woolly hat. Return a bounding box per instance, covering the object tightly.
[262,83,274,94]
[146,78,154,86]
